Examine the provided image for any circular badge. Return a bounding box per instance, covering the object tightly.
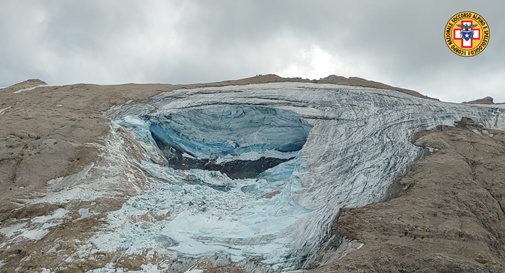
[444,11,490,57]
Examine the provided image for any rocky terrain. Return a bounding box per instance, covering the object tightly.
[0,76,504,272]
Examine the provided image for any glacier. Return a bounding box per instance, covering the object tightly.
[85,83,505,272]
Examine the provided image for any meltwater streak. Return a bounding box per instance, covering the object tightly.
[95,83,505,271]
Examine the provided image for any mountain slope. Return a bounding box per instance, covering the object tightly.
[0,77,504,272]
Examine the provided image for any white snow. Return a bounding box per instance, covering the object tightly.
[0,222,27,238]
[22,229,50,241]
[215,149,299,164]
[12,84,47,94]
[0,208,68,242]
[78,208,91,219]
[35,164,97,203]
[0,106,11,116]
[87,263,162,273]
[0,260,5,269]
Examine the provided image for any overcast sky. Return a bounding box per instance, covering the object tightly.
[0,1,503,102]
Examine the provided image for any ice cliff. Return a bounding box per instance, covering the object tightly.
[88,83,505,271]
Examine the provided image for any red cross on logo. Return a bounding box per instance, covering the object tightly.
[454,20,480,48]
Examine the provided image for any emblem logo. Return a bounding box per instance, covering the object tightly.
[444,11,490,57]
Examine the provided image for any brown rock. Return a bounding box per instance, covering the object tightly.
[318,75,434,100]
[465,96,494,104]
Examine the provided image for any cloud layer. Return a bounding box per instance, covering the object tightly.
[1,0,503,102]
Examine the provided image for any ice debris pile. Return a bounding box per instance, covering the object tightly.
[89,83,505,271]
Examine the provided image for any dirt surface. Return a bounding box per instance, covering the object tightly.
[313,118,505,273]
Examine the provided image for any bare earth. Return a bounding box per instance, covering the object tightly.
[1,76,504,272]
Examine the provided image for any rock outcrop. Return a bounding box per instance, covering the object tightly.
[465,96,495,105]
[318,75,432,99]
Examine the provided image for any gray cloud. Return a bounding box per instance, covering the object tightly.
[0,0,503,102]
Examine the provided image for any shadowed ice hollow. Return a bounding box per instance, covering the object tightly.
[149,107,312,179]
